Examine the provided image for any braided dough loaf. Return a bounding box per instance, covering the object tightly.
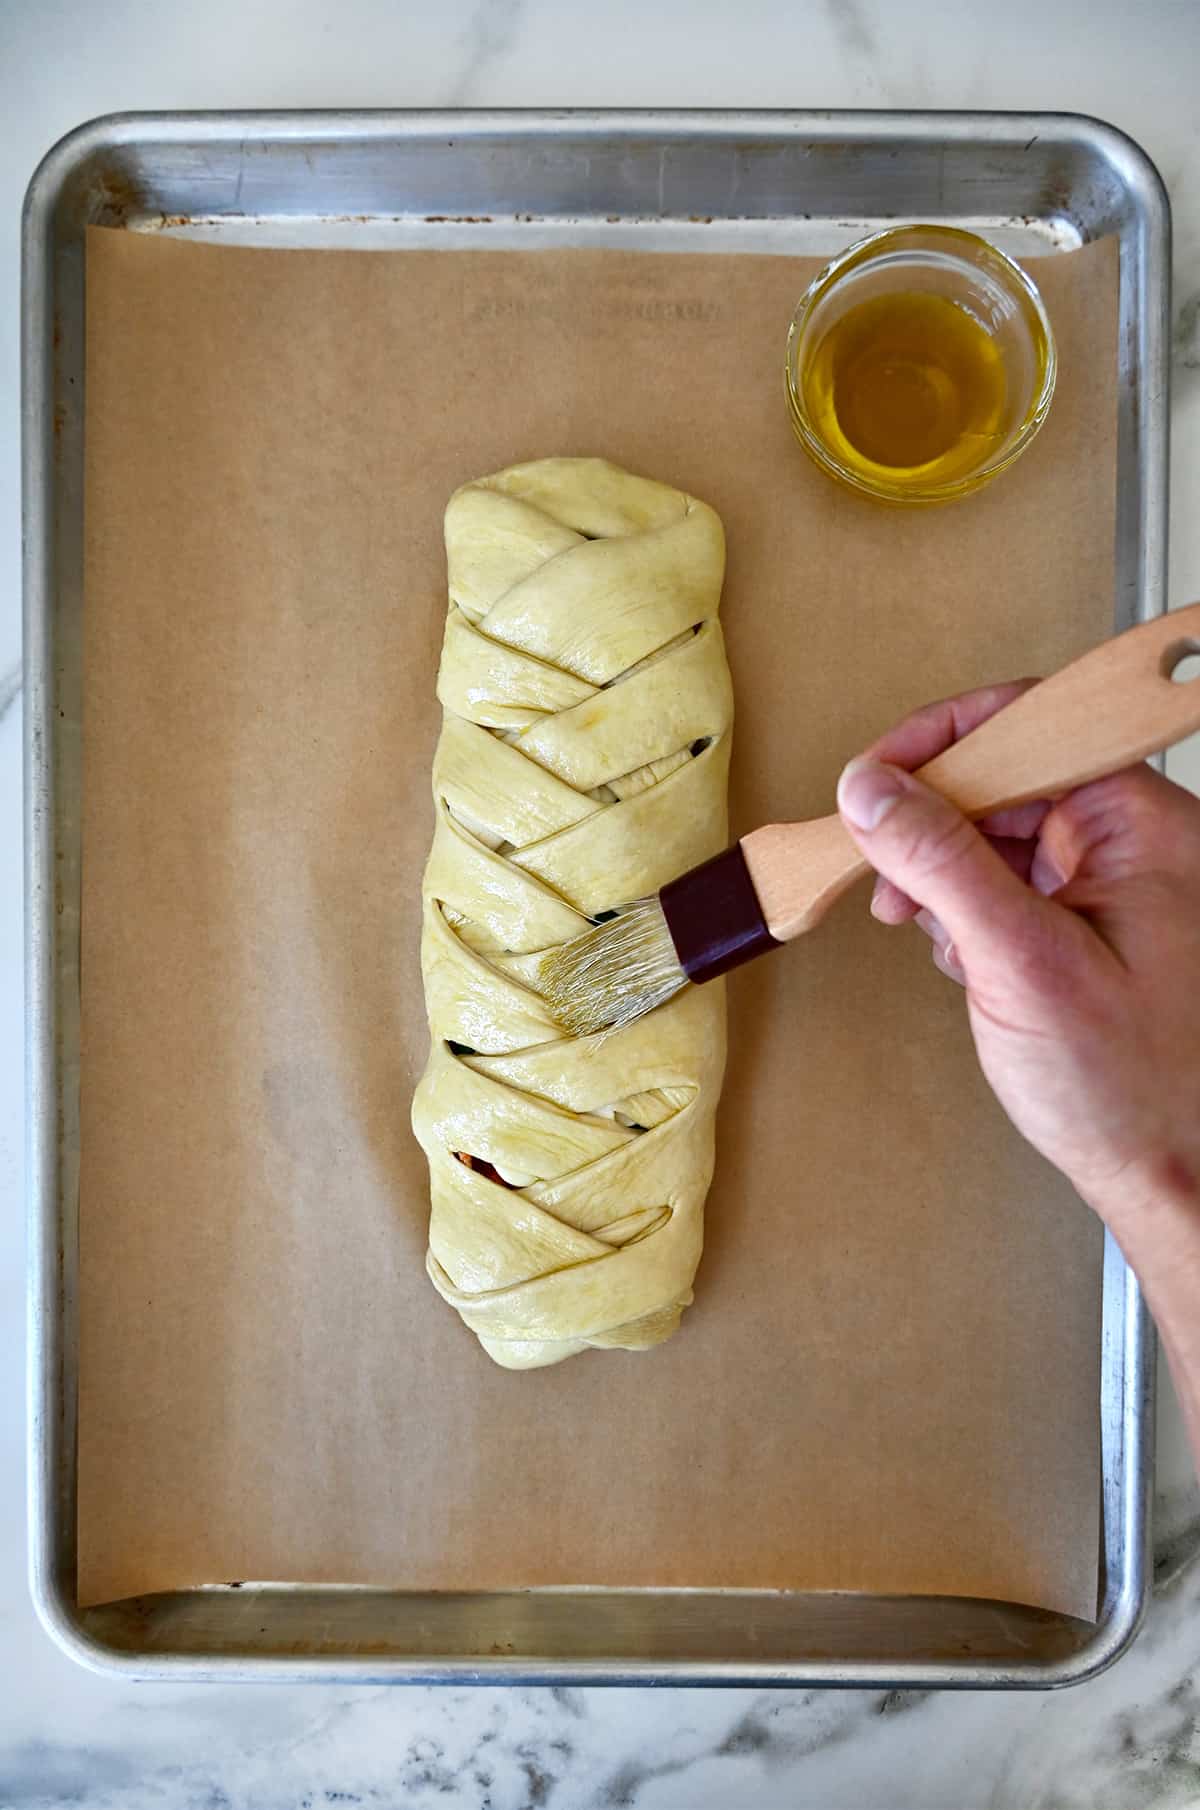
[411,458,733,1368]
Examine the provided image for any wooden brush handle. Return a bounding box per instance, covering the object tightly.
[744,602,1200,943]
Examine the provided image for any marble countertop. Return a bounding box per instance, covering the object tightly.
[4,2,1200,1804]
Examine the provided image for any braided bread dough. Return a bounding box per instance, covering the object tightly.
[412,458,733,1368]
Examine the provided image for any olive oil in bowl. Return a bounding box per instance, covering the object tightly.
[805,291,1007,484]
[785,226,1055,505]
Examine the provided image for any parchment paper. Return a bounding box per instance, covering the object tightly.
[79,227,1117,1617]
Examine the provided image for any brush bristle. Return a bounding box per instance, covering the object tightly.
[537,896,689,1037]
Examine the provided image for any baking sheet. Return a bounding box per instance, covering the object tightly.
[78,227,1116,1618]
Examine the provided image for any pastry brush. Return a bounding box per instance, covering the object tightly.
[538,602,1200,1037]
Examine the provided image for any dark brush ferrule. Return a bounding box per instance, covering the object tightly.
[660,842,781,985]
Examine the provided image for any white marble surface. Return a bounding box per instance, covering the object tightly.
[4,2,1200,1804]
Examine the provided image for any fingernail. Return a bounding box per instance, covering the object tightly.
[868,875,891,921]
[1030,845,1066,896]
[838,758,906,832]
[915,908,951,951]
[935,941,966,985]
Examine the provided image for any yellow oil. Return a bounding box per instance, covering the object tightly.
[803,291,1008,486]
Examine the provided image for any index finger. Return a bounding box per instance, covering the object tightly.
[864,678,1040,772]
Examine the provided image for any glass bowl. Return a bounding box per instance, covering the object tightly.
[785,225,1057,505]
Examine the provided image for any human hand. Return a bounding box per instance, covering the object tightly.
[834,682,1200,1249]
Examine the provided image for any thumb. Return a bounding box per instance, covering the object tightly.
[836,756,1048,968]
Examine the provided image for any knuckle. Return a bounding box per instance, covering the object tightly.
[893,804,978,882]
[1064,769,1160,834]
[967,924,1082,1025]
[1044,773,1163,879]
[1001,912,1090,1009]
[1006,917,1072,985]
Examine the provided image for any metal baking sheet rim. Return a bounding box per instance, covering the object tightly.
[22,108,1169,1686]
